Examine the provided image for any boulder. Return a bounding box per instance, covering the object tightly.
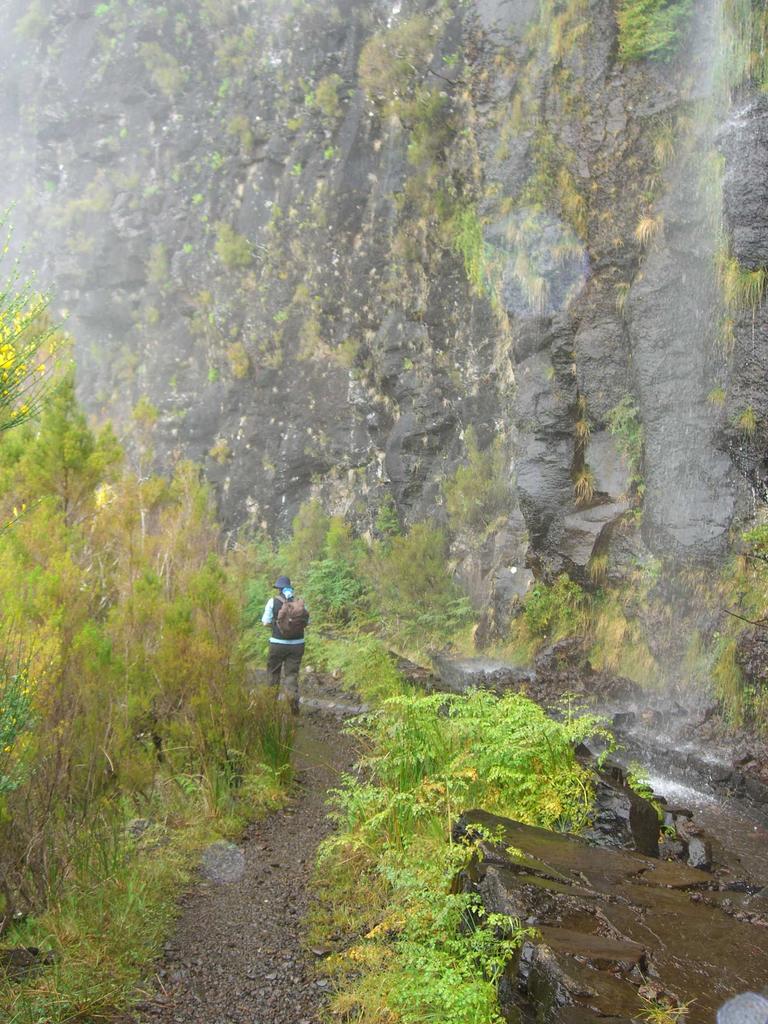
[582,763,660,858]
[558,500,629,569]
[456,809,768,1023]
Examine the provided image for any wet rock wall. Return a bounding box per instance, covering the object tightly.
[0,0,764,626]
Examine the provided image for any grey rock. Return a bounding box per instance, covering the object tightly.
[201,842,246,885]
[458,809,768,1022]
[718,993,768,1024]
[583,763,660,858]
[720,99,768,268]
[558,500,629,567]
[585,432,630,500]
[126,817,152,839]
[686,835,712,871]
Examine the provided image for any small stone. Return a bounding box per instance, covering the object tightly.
[687,836,713,871]
[201,841,246,884]
[717,992,768,1024]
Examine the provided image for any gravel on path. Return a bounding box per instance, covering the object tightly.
[134,709,357,1024]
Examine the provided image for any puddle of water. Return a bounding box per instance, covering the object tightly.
[647,771,768,885]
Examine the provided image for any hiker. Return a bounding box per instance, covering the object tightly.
[262,575,309,714]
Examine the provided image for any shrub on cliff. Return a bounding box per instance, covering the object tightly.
[617,0,693,61]
[443,427,509,535]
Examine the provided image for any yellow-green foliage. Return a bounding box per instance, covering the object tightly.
[14,0,47,39]
[209,437,231,463]
[617,0,694,61]
[313,73,344,120]
[719,0,768,92]
[718,249,767,313]
[451,205,487,295]
[146,242,170,290]
[50,175,111,229]
[639,997,693,1024]
[712,636,745,720]
[226,341,251,379]
[735,405,758,436]
[0,266,58,438]
[708,386,726,406]
[310,689,609,1024]
[226,113,254,153]
[523,574,586,640]
[635,213,664,247]
[573,466,595,505]
[140,42,187,98]
[712,523,768,729]
[443,427,508,533]
[214,222,252,269]
[587,552,609,584]
[358,15,435,117]
[589,592,657,682]
[0,371,292,1008]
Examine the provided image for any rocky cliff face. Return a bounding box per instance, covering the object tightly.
[0,0,764,643]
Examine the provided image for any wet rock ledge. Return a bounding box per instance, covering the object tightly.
[455,810,768,1024]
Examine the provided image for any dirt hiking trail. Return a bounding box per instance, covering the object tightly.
[134,710,357,1024]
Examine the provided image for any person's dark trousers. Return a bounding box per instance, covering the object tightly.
[267,643,304,712]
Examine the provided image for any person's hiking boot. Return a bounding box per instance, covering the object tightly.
[277,690,300,717]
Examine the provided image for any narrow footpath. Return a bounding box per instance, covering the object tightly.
[135,710,356,1024]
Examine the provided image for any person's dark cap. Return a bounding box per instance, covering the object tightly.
[274,575,291,589]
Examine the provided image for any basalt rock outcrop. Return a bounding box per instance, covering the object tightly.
[456,809,768,1024]
[0,0,766,629]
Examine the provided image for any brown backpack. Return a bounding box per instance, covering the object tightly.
[276,597,309,639]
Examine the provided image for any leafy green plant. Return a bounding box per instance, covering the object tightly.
[375,494,401,540]
[608,396,644,494]
[214,222,252,269]
[638,996,693,1023]
[0,668,33,794]
[523,574,586,639]
[312,634,406,703]
[370,524,472,649]
[617,0,693,61]
[313,73,344,121]
[304,557,370,627]
[311,689,609,1024]
[451,205,487,296]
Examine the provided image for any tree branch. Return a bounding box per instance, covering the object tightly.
[723,608,768,628]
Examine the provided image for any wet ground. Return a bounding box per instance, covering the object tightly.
[133,707,357,1024]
